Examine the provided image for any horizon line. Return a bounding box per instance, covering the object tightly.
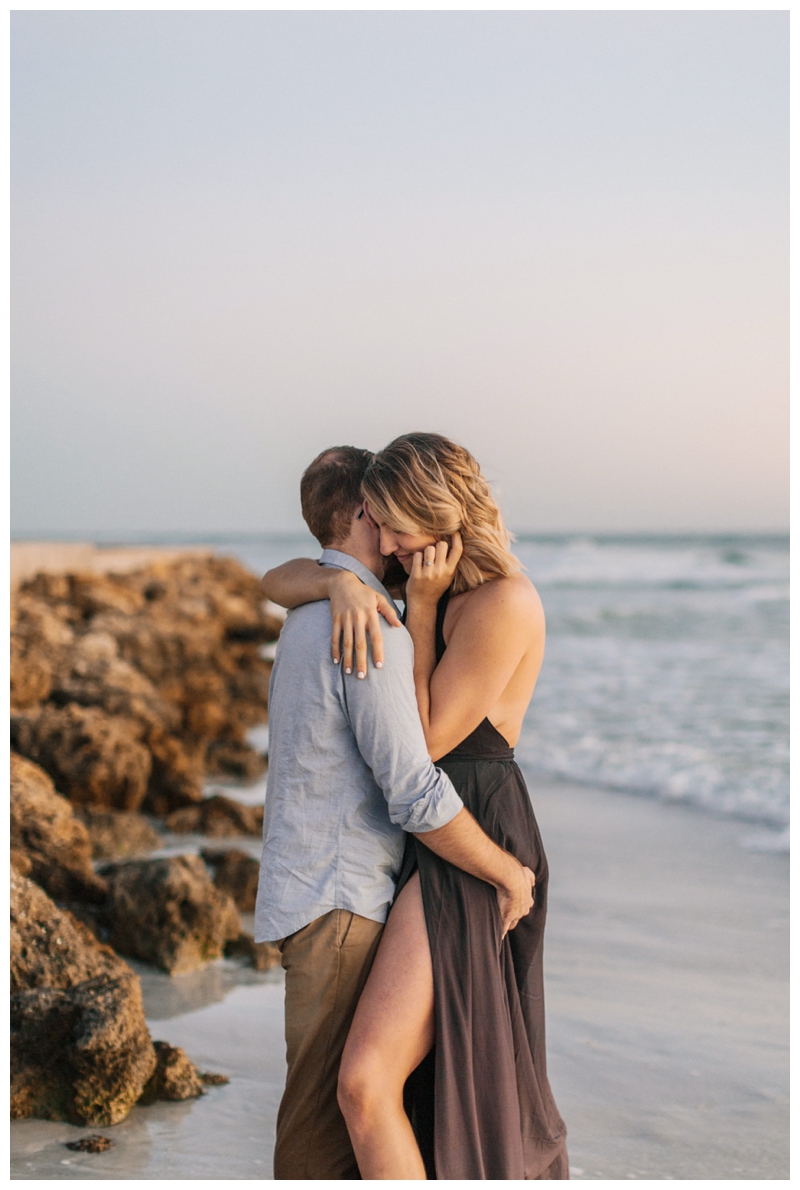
[10,528,790,544]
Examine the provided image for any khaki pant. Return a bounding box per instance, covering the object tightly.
[274,909,384,1180]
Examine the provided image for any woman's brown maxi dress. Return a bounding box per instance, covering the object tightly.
[396,590,569,1180]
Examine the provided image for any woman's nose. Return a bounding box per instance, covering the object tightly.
[379,527,396,555]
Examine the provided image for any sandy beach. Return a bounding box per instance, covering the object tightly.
[536,779,788,1180]
[10,774,788,1180]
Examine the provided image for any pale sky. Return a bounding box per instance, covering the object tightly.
[11,10,788,536]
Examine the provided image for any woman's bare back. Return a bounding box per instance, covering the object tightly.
[434,572,546,751]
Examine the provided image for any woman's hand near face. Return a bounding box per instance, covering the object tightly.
[406,532,463,608]
[330,570,402,677]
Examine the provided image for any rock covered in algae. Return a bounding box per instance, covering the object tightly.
[65,1134,114,1152]
[10,871,156,1126]
[201,847,260,911]
[224,931,282,971]
[139,1041,208,1104]
[103,854,241,974]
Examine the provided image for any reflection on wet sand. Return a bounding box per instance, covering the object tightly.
[133,954,281,1021]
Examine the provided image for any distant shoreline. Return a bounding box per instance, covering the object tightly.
[10,541,215,588]
[11,530,790,547]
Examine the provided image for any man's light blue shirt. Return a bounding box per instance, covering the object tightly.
[254,549,464,943]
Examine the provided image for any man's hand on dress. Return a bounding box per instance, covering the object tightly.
[495,861,536,937]
[330,570,402,677]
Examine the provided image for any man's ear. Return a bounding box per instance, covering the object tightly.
[361,501,378,528]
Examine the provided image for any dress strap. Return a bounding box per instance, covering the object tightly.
[435,589,451,662]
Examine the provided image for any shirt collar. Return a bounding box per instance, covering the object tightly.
[319,549,398,614]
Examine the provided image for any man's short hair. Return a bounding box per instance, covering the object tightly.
[300,446,374,547]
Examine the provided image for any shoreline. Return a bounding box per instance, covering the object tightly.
[11,775,788,1180]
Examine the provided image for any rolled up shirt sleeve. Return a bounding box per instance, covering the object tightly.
[340,626,463,833]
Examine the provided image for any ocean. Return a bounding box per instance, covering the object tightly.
[93,530,788,842]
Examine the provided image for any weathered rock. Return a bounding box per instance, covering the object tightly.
[138,1041,205,1104]
[103,855,241,974]
[12,869,121,997]
[65,1134,114,1152]
[67,573,147,619]
[12,555,278,814]
[10,872,156,1125]
[202,848,260,911]
[142,733,205,816]
[75,806,161,860]
[10,635,53,709]
[62,901,106,943]
[48,632,178,730]
[45,632,204,814]
[11,849,33,877]
[10,753,107,903]
[200,1070,230,1086]
[164,795,264,838]
[204,739,268,782]
[224,932,281,971]
[11,703,153,812]
[10,590,76,711]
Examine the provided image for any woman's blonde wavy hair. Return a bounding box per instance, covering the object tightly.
[361,433,521,595]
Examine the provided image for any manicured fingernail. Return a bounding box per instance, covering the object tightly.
[375,662,383,669]
[345,667,351,674]
[357,671,365,679]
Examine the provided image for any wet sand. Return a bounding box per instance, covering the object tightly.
[535,779,788,1180]
[10,777,788,1180]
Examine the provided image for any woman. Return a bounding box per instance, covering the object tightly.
[266,433,568,1180]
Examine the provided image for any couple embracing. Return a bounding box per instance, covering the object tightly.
[255,432,568,1180]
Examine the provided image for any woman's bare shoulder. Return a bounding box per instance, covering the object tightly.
[454,572,544,631]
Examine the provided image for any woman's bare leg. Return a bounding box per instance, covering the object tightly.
[337,872,434,1179]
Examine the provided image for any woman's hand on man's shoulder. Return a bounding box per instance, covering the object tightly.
[329,569,403,677]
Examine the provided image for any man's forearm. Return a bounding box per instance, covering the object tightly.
[404,596,437,745]
[260,558,331,607]
[414,807,521,890]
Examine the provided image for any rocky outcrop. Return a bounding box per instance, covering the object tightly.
[10,754,107,904]
[139,1041,205,1103]
[11,849,33,877]
[11,704,154,812]
[205,738,267,782]
[11,556,279,816]
[202,848,260,911]
[165,795,264,838]
[8,552,276,1126]
[65,1134,114,1152]
[103,855,241,975]
[10,872,156,1125]
[224,932,281,971]
[75,806,161,860]
[10,584,75,710]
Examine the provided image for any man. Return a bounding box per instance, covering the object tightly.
[255,446,533,1179]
